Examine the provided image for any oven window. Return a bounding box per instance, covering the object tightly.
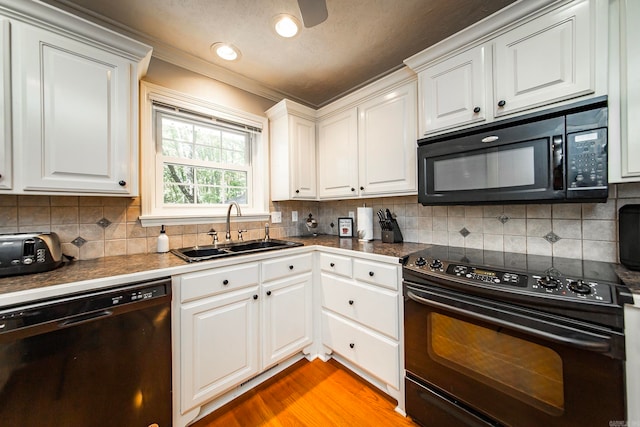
[428,312,564,415]
[433,146,535,191]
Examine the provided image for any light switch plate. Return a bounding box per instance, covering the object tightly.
[348,211,355,219]
[271,211,282,223]
[292,211,298,222]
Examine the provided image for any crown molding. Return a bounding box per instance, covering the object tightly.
[38,0,316,107]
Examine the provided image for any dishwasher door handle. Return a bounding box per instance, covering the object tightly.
[58,310,113,328]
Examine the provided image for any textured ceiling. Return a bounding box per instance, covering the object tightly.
[42,0,517,108]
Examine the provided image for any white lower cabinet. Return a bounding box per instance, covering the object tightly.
[175,253,314,425]
[262,272,313,368]
[180,285,260,412]
[174,249,404,425]
[261,253,313,368]
[319,252,403,398]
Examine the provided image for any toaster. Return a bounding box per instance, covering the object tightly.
[0,232,64,277]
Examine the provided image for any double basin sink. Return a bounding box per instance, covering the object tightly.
[171,239,303,262]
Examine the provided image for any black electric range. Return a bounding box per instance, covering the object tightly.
[402,245,634,330]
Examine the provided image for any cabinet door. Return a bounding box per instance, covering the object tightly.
[493,0,592,117]
[180,287,260,413]
[358,81,417,196]
[13,23,135,194]
[262,272,313,368]
[318,108,359,198]
[419,46,487,135]
[290,115,317,199]
[620,0,640,178]
[0,19,11,190]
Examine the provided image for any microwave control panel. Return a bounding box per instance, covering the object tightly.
[566,128,607,190]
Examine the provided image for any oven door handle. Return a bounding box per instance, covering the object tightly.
[406,290,611,353]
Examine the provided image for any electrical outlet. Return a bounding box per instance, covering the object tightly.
[348,211,355,219]
[271,211,282,223]
[292,211,298,222]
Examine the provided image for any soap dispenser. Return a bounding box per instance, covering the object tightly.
[157,225,169,253]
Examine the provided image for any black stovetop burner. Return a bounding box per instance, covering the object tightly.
[402,245,634,330]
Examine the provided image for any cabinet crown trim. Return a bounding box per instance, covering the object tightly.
[404,0,561,72]
[0,0,152,67]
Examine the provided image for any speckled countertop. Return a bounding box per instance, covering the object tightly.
[0,236,429,305]
[1,235,639,306]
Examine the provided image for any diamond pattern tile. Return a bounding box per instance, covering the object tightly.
[497,214,510,224]
[459,227,470,237]
[544,231,561,244]
[96,217,112,228]
[71,236,87,247]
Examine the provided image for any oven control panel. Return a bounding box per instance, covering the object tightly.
[446,264,529,287]
[530,274,612,303]
[404,255,614,303]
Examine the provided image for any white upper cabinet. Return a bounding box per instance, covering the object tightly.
[610,0,640,181]
[405,0,601,136]
[492,0,593,117]
[358,81,417,196]
[14,24,134,194]
[317,108,359,199]
[266,99,317,200]
[0,18,11,191]
[418,45,487,134]
[0,1,151,196]
[316,69,418,200]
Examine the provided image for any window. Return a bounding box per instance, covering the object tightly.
[140,82,269,226]
[157,110,251,205]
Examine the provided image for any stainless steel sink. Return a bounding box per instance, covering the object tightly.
[170,239,302,262]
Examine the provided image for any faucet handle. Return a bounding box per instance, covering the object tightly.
[208,228,218,244]
[238,229,247,241]
[264,223,270,241]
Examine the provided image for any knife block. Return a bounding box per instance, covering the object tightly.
[381,219,403,243]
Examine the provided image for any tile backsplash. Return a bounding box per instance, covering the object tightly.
[1,182,639,262]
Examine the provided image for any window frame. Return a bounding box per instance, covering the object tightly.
[139,82,270,227]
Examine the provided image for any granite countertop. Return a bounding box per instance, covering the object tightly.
[614,264,640,289]
[2,235,639,303]
[0,236,429,302]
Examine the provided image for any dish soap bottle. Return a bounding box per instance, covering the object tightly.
[157,225,169,253]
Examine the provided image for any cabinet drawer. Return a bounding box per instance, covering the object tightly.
[353,259,399,290]
[322,311,399,389]
[319,252,352,278]
[180,263,260,302]
[262,253,313,282]
[321,274,398,339]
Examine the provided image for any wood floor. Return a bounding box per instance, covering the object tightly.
[192,358,418,427]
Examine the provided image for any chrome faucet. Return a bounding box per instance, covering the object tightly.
[225,201,242,241]
[208,228,218,246]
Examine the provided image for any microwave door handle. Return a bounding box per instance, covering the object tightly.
[552,135,564,190]
[406,290,611,353]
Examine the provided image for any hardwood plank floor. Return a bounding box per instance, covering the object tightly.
[192,358,418,427]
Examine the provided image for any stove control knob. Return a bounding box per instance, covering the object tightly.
[415,257,427,267]
[537,275,561,289]
[568,279,592,295]
[430,259,443,270]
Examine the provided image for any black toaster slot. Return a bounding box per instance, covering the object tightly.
[23,239,36,257]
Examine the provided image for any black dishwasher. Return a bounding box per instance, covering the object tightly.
[0,277,172,427]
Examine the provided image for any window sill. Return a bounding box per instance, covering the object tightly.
[139,212,271,227]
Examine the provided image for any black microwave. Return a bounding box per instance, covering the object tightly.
[418,96,608,205]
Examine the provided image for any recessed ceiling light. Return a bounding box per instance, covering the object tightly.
[210,42,241,61]
[274,14,300,38]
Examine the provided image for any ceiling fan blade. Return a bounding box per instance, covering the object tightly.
[297,0,328,28]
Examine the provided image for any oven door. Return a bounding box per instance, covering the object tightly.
[404,282,626,427]
[418,117,565,205]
